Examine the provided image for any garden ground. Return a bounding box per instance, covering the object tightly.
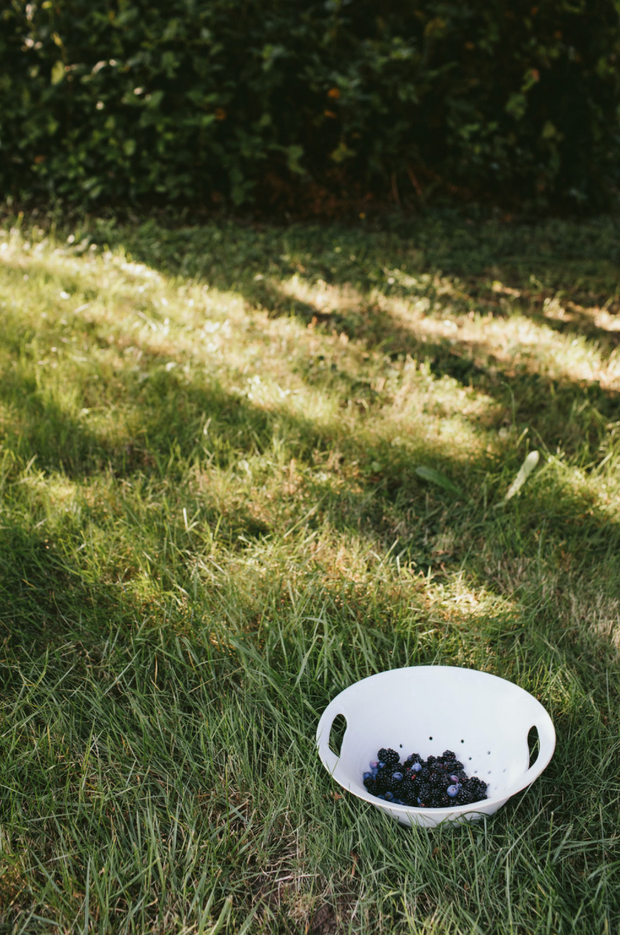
[1,210,620,933]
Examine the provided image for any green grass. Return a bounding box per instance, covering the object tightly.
[1,209,620,933]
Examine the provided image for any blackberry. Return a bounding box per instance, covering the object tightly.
[418,781,431,802]
[362,746,489,809]
[378,748,400,768]
[400,779,417,805]
[461,776,488,804]
[404,753,422,768]
[374,770,390,793]
[386,773,404,792]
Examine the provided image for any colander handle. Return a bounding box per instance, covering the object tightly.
[316,703,349,777]
[510,716,556,795]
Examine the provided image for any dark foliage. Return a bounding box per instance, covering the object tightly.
[2,0,620,212]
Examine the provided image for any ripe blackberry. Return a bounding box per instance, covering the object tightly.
[386,772,404,792]
[400,779,417,805]
[418,781,431,801]
[404,753,422,768]
[362,746,489,809]
[374,770,390,793]
[461,776,487,804]
[378,748,400,768]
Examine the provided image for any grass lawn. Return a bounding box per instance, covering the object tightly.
[1,209,620,933]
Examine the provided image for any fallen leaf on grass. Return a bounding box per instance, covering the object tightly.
[502,450,540,502]
[415,465,463,497]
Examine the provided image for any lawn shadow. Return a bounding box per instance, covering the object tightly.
[4,217,620,676]
[110,220,620,462]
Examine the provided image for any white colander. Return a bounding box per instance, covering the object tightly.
[316,666,556,828]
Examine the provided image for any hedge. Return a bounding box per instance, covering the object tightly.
[2,0,620,212]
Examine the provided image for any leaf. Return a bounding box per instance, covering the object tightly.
[415,466,463,496]
[285,144,305,176]
[505,92,527,120]
[330,141,355,163]
[51,61,65,86]
[542,120,558,140]
[503,450,540,501]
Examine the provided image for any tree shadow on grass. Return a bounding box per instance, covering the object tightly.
[3,331,618,583]
[4,219,620,677]
[244,281,620,465]
[0,522,120,650]
[6,208,620,935]
[109,220,620,462]
[87,221,620,675]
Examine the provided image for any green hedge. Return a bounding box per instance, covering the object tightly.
[2,0,620,212]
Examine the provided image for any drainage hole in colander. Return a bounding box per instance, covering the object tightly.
[429,736,433,740]
[461,739,464,743]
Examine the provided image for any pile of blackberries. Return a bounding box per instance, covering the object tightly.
[362,748,488,808]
